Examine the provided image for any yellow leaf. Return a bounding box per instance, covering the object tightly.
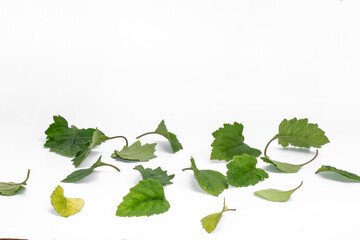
[51,185,84,217]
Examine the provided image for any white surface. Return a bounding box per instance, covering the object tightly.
[1,1,360,239]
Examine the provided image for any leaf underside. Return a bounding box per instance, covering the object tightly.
[315,165,360,182]
[154,120,183,153]
[134,165,175,186]
[254,182,302,202]
[261,157,302,173]
[112,141,157,162]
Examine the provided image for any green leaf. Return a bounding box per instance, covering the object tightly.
[116,179,170,217]
[134,165,174,186]
[44,115,101,156]
[154,120,183,153]
[315,165,360,182]
[112,141,157,162]
[226,154,268,187]
[261,156,316,173]
[71,129,108,167]
[50,185,84,217]
[201,198,235,233]
[0,169,30,196]
[188,157,228,196]
[62,156,120,183]
[254,181,303,202]
[276,118,330,148]
[211,122,261,162]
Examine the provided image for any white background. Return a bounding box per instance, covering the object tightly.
[1,1,360,239]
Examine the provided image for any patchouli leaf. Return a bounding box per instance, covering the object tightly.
[112,141,156,162]
[50,185,84,217]
[226,154,268,187]
[261,157,303,173]
[189,157,228,196]
[211,122,261,162]
[134,165,174,186]
[315,165,360,182]
[0,169,30,196]
[154,120,183,153]
[254,181,303,202]
[116,179,170,217]
[201,198,235,233]
[44,115,99,156]
[276,118,329,148]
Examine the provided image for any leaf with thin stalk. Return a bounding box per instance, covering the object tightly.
[201,198,236,233]
[0,169,30,196]
[254,181,303,202]
[315,165,360,182]
[112,141,157,162]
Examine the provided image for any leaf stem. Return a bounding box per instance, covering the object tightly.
[136,132,157,139]
[106,135,129,147]
[20,169,31,185]
[95,163,121,172]
[224,208,236,212]
[264,136,281,157]
[299,150,318,166]
[182,167,193,171]
[292,181,303,191]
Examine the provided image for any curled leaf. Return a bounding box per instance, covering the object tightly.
[134,165,174,186]
[0,169,30,196]
[50,185,84,217]
[112,141,156,162]
[316,165,360,182]
[201,198,235,233]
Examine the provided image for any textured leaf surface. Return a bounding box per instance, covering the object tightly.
[190,157,228,196]
[0,169,30,196]
[254,181,303,202]
[211,122,261,161]
[134,165,174,186]
[226,154,268,187]
[315,165,360,182]
[276,118,329,148]
[71,129,108,167]
[116,179,170,217]
[44,115,98,156]
[261,157,303,173]
[154,120,183,153]
[50,185,84,217]
[112,141,156,162]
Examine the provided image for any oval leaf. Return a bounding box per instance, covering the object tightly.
[254,181,303,202]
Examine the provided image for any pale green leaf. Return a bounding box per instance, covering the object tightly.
[254,181,303,202]
[112,141,156,162]
[211,122,261,161]
[316,165,360,182]
[0,169,30,196]
[116,179,170,217]
[261,157,304,173]
[201,198,235,233]
[50,185,84,217]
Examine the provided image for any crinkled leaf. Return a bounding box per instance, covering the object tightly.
[112,141,156,162]
[134,165,174,186]
[50,185,84,217]
[261,157,303,173]
[276,118,329,148]
[201,199,234,233]
[254,181,303,202]
[190,157,228,196]
[226,154,268,187]
[0,169,30,196]
[211,122,261,162]
[315,165,360,182]
[116,179,170,217]
[44,115,100,156]
[154,120,183,153]
[71,129,108,167]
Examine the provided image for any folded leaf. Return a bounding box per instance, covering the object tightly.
[315,165,360,182]
[0,169,30,196]
[226,154,268,187]
[201,198,235,233]
[154,120,183,153]
[134,165,174,186]
[261,153,317,173]
[254,181,303,202]
[116,179,170,217]
[50,185,84,217]
[112,141,156,162]
[187,157,228,196]
[211,122,261,162]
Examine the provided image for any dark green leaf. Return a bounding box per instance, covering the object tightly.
[154,120,183,153]
[189,157,228,196]
[315,165,360,182]
[0,169,30,196]
[226,154,268,187]
[211,122,261,162]
[116,179,170,217]
[134,165,174,186]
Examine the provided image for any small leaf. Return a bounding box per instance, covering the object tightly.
[50,185,84,217]
[134,165,174,186]
[154,120,183,153]
[188,157,228,196]
[315,165,360,182]
[201,198,235,233]
[254,181,303,202]
[112,141,157,162]
[261,157,304,173]
[0,169,30,196]
[276,118,329,148]
[211,122,261,162]
[226,154,268,187]
[116,179,170,217]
